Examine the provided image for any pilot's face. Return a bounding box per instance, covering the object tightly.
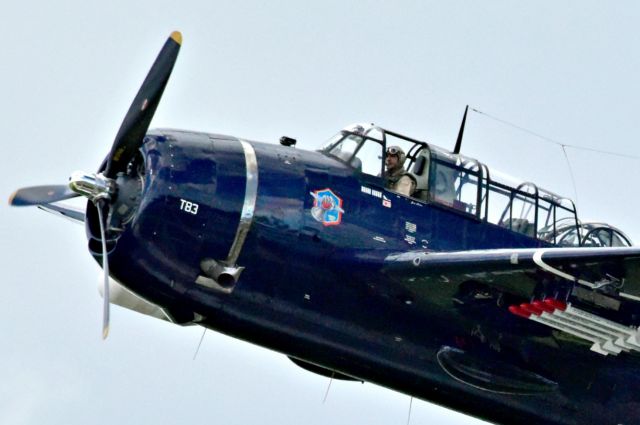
[385,154,399,170]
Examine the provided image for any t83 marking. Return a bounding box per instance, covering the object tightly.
[180,199,199,215]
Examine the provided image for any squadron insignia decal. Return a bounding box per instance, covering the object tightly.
[310,188,344,226]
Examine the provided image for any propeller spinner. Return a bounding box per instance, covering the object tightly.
[9,31,183,339]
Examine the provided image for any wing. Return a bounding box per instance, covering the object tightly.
[383,247,640,355]
[37,203,85,223]
[385,246,640,300]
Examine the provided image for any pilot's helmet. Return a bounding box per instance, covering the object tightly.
[386,146,406,167]
[351,125,365,135]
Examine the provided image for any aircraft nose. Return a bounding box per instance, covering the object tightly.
[100,132,253,289]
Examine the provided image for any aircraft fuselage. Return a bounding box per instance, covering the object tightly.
[93,129,639,425]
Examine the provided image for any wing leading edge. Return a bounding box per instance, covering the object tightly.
[385,246,640,300]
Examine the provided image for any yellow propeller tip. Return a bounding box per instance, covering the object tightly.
[102,327,110,340]
[170,31,182,45]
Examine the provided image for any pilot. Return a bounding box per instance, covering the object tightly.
[385,146,415,197]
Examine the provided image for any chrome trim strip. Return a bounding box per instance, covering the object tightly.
[620,292,640,302]
[196,139,258,292]
[532,249,598,289]
[226,140,259,265]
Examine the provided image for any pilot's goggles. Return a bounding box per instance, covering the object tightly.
[386,147,402,156]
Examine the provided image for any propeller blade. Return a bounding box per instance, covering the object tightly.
[9,185,79,206]
[104,31,182,178]
[96,200,110,339]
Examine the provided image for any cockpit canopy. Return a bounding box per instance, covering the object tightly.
[321,123,632,247]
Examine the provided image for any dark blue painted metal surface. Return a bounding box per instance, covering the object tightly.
[89,128,640,425]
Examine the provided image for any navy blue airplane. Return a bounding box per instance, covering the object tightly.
[10,32,640,425]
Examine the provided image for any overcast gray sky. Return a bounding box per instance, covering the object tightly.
[3,1,640,424]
